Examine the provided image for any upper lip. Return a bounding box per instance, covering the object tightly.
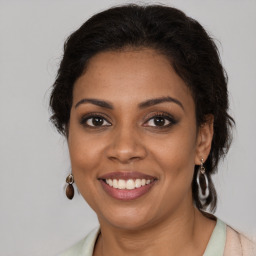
[98,171,157,180]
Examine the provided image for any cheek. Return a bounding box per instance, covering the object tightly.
[148,125,197,192]
[148,133,197,212]
[68,131,105,212]
[67,120,103,194]
[68,114,103,169]
[68,143,103,189]
[152,128,197,170]
[69,136,101,170]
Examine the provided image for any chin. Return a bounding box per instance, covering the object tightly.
[97,203,163,231]
[101,215,152,231]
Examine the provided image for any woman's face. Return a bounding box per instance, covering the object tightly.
[68,48,211,230]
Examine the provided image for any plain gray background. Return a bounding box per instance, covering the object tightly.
[0,0,255,255]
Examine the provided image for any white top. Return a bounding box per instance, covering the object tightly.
[58,219,255,256]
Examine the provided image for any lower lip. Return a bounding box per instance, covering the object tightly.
[99,180,156,200]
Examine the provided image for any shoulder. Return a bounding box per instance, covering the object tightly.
[224,225,256,256]
[57,227,100,256]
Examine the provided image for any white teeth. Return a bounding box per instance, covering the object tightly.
[135,179,142,188]
[106,179,113,187]
[113,179,118,188]
[118,179,126,189]
[126,179,135,190]
[105,178,153,190]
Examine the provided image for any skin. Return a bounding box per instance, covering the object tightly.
[68,48,215,256]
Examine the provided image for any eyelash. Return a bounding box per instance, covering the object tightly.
[143,112,177,129]
[79,112,177,129]
[80,113,111,128]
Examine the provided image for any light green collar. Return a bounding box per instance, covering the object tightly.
[86,219,227,256]
[60,218,226,256]
[203,218,226,256]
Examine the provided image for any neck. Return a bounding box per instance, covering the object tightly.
[95,203,215,256]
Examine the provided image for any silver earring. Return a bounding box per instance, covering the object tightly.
[196,159,209,201]
[65,174,74,200]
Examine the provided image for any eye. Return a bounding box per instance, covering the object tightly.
[144,114,176,128]
[80,115,111,128]
[147,116,170,127]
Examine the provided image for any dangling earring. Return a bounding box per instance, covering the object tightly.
[196,159,209,201]
[65,174,74,200]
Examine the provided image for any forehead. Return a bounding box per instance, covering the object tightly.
[73,48,194,109]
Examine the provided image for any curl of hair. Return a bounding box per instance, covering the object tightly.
[49,4,234,212]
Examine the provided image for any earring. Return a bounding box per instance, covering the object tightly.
[196,159,209,201]
[65,174,74,200]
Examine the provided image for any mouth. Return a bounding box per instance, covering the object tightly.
[98,172,157,200]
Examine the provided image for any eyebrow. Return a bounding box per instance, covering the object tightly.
[138,96,184,110]
[75,98,113,109]
[75,96,184,110]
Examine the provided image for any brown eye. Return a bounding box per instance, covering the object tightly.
[81,115,111,127]
[152,117,166,126]
[144,114,176,128]
[146,116,171,127]
[92,117,104,126]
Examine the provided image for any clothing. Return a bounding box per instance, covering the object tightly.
[58,219,256,256]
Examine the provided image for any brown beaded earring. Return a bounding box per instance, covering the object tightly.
[65,174,75,200]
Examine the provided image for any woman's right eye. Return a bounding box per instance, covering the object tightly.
[81,115,111,128]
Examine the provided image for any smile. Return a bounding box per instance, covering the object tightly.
[99,172,157,200]
[105,178,152,190]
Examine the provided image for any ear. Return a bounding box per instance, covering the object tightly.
[195,115,214,165]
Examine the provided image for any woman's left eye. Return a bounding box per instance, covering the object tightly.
[144,115,175,128]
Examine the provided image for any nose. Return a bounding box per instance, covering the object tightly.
[106,125,147,164]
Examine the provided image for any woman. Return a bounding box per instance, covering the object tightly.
[50,4,255,256]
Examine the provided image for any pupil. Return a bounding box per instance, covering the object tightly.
[92,117,103,126]
[154,117,165,126]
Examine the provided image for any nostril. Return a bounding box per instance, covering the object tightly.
[108,154,143,163]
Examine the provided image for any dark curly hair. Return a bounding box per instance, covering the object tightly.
[49,4,234,212]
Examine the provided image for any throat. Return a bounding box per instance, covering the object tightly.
[94,208,213,256]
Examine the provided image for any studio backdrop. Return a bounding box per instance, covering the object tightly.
[0,0,255,255]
